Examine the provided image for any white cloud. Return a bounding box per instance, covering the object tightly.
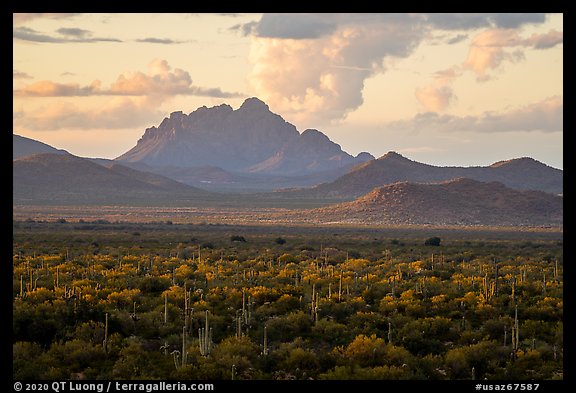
[246,14,426,125]
[13,60,245,131]
[14,59,243,98]
[415,85,455,112]
[415,67,460,112]
[242,13,557,126]
[464,28,563,77]
[416,25,562,113]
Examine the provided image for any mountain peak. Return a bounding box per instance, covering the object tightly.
[169,110,185,119]
[490,157,542,168]
[356,152,375,161]
[301,128,330,143]
[308,150,562,198]
[116,98,369,176]
[379,151,408,161]
[239,97,269,112]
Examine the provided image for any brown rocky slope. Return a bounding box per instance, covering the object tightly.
[292,178,562,227]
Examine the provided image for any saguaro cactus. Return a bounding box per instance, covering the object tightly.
[182,326,188,367]
[171,350,181,370]
[310,284,319,323]
[554,257,559,280]
[338,271,343,302]
[515,305,519,349]
[184,283,192,332]
[511,305,520,354]
[55,266,60,289]
[199,310,213,356]
[164,292,168,325]
[262,325,269,356]
[494,261,499,297]
[482,273,495,304]
[310,284,315,321]
[130,301,139,322]
[160,341,170,356]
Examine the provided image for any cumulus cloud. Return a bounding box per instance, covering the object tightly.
[14,59,243,98]
[245,14,427,125]
[387,96,563,134]
[525,29,564,49]
[108,59,194,96]
[240,13,556,125]
[464,28,563,77]
[13,60,245,131]
[415,85,455,112]
[415,68,460,112]
[418,25,562,108]
[242,13,338,39]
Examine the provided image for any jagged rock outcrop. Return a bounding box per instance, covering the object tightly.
[116,97,373,175]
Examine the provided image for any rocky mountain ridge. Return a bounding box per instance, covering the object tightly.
[116,97,373,175]
[297,151,563,198]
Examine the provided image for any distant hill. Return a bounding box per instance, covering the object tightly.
[295,178,563,227]
[116,97,373,176]
[295,151,562,198]
[13,134,69,159]
[13,153,212,204]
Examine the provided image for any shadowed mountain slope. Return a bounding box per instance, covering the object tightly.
[296,152,562,198]
[116,97,373,176]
